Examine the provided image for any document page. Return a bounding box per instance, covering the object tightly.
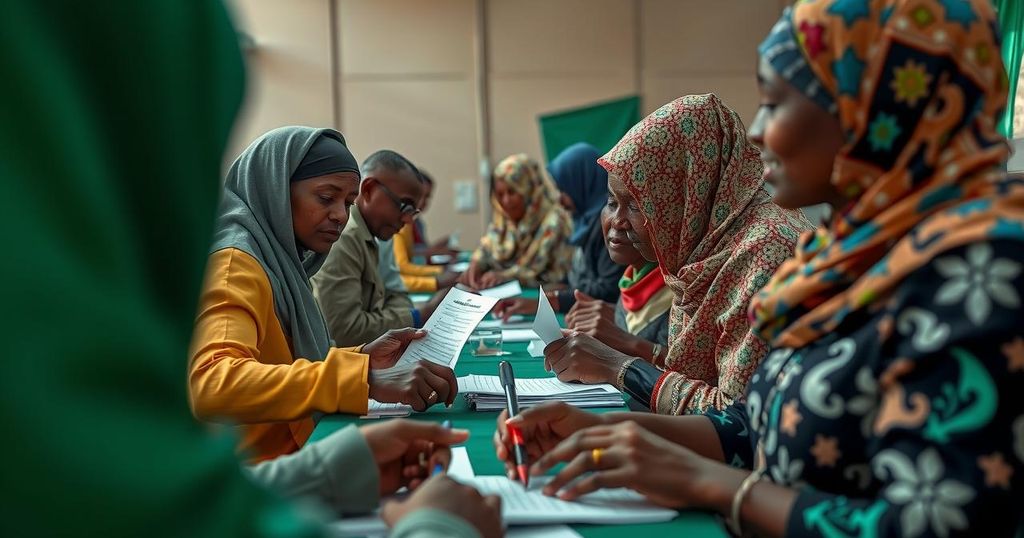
[463,476,677,525]
[531,285,563,345]
[397,288,499,369]
[477,280,523,299]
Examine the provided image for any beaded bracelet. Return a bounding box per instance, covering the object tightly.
[615,357,640,391]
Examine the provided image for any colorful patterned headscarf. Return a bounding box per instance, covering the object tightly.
[750,0,1024,349]
[600,94,812,413]
[474,154,574,285]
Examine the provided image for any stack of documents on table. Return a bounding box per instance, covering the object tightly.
[459,374,623,410]
[361,399,411,418]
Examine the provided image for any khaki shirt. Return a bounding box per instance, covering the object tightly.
[313,205,414,347]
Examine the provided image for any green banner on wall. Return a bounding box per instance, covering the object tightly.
[538,95,641,163]
[996,0,1023,137]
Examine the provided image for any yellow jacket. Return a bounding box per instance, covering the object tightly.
[189,248,369,462]
[394,223,442,292]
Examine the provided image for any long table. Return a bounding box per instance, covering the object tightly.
[311,293,728,537]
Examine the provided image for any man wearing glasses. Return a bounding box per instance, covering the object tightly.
[314,150,443,348]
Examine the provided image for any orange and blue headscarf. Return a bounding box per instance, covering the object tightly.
[749,0,1024,349]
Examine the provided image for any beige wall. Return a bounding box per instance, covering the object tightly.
[227,0,790,245]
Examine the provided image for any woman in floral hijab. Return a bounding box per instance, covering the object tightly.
[543,94,812,415]
[464,154,574,288]
[495,1,1024,536]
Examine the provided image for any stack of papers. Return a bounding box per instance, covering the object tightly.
[459,374,623,411]
[361,399,412,418]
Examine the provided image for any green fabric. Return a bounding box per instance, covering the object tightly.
[538,95,641,163]
[0,2,322,536]
[310,304,729,538]
[997,0,1024,137]
[618,261,659,289]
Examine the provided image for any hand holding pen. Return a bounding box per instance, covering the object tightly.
[499,360,530,487]
[359,418,468,495]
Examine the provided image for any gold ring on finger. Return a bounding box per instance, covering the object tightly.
[591,448,603,466]
[428,390,438,403]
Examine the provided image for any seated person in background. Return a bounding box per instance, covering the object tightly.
[462,154,574,289]
[190,129,457,462]
[313,150,443,346]
[492,143,626,318]
[562,183,673,361]
[10,2,497,534]
[406,170,459,259]
[497,3,1024,535]
[392,170,461,293]
[544,94,812,415]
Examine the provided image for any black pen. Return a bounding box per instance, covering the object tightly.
[499,360,529,488]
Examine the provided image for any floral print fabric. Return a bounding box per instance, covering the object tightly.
[598,94,813,414]
[710,240,1024,536]
[472,154,574,286]
[749,0,1024,350]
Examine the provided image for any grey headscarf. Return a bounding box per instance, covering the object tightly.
[211,126,358,360]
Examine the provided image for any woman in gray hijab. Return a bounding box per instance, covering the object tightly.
[189,126,457,463]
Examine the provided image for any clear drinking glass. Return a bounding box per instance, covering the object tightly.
[470,327,503,356]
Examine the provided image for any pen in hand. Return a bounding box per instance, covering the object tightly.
[499,360,529,488]
[430,419,452,476]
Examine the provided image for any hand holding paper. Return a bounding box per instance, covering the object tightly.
[397,287,499,369]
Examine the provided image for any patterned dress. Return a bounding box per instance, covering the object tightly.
[472,153,574,287]
[711,240,1024,536]
[597,94,814,415]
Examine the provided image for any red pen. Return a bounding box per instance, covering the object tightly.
[499,360,529,487]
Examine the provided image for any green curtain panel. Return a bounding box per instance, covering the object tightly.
[997,0,1023,137]
[538,95,640,163]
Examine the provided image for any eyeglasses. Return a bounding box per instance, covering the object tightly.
[372,180,421,217]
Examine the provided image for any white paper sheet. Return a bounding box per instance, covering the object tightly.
[331,521,579,538]
[502,328,541,342]
[446,446,475,481]
[448,260,471,272]
[329,474,669,536]
[477,280,523,299]
[477,314,531,330]
[527,339,545,357]
[531,285,564,345]
[361,399,412,418]
[397,288,499,369]
[466,475,676,525]
[458,375,618,397]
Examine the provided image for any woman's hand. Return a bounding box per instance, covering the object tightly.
[492,298,538,321]
[459,262,483,289]
[531,420,721,509]
[368,360,458,411]
[362,328,427,369]
[359,419,470,495]
[543,332,635,385]
[381,475,503,538]
[477,271,508,289]
[493,401,606,480]
[564,290,616,328]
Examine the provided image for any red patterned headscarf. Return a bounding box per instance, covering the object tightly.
[749,0,1024,349]
[599,94,813,413]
